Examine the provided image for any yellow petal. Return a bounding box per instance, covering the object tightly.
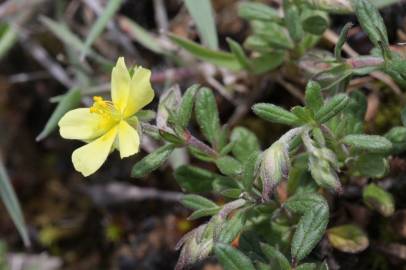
[58,108,115,140]
[123,67,154,118]
[72,126,118,176]
[118,120,140,159]
[111,57,131,113]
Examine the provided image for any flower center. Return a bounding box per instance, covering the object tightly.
[90,96,121,120]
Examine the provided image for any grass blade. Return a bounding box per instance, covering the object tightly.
[0,23,18,60]
[118,16,165,54]
[36,88,82,141]
[184,0,218,50]
[80,0,123,60]
[0,157,30,247]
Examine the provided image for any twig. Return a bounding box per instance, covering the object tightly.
[323,29,403,97]
[85,182,183,206]
[275,76,305,103]
[153,0,169,32]
[18,30,74,88]
[81,0,137,56]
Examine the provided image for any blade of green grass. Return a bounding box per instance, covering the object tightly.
[0,24,18,60]
[39,16,112,67]
[118,16,165,54]
[184,0,218,50]
[169,34,241,70]
[80,0,123,60]
[36,88,82,141]
[0,157,30,247]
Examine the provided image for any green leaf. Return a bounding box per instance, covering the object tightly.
[353,0,389,47]
[218,211,246,243]
[327,224,369,253]
[385,126,406,154]
[242,152,260,192]
[305,81,323,113]
[36,89,81,141]
[227,38,251,70]
[184,0,218,50]
[301,10,329,35]
[238,2,280,21]
[188,207,220,220]
[80,0,123,59]
[131,144,176,178]
[169,34,242,70]
[351,154,389,178]
[291,106,314,124]
[314,63,353,91]
[315,94,349,123]
[250,51,286,74]
[118,17,165,54]
[261,244,290,270]
[177,84,200,129]
[253,103,300,126]
[335,23,353,60]
[285,192,327,215]
[181,194,218,210]
[230,127,260,162]
[342,134,392,153]
[195,87,221,147]
[297,263,318,270]
[214,243,256,270]
[254,21,293,50]
[401,106,406,127]
[284,2,303,42]
[0,158,30,247]
[215,156,242,176]
[363,183,394,217]
[175,165,217,192]
[291,204,329,262]
[302,0,353,14]
[0,23,18,60]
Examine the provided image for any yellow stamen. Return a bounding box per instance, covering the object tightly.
[89,96,120,120]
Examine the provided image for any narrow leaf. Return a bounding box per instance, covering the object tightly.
[253,103,300,126]
[184,0,218,49]
[261,243,290,270]
[195,87,221,147]
[230,127,260,162]
[169,34,242,70]
[36,89,81,141]
[0,157,30,247]
[305,81,323,113]
[214,243,256,270]
[131,144,175,178]
[181,194,218,210]
[118,16,165,54]
[291,204,329,262]
[175,165,217,192]
[81,0,123,59]
[342,134,392,153]
[315,94,349,123]
[177,84,200,129]
[353,0,388,47]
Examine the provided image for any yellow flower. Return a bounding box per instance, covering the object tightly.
[58,57,154,176]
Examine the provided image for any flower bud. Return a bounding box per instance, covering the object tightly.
[309,150,342,192]
[260,141,290,201]
[175,224,214,270]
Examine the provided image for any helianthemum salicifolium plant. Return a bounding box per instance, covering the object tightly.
[58,57,154,176]
[52,0,406,269]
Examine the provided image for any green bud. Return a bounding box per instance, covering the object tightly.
[309,153,342,192]
[260,141,290,200]
[175,225,213,270]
